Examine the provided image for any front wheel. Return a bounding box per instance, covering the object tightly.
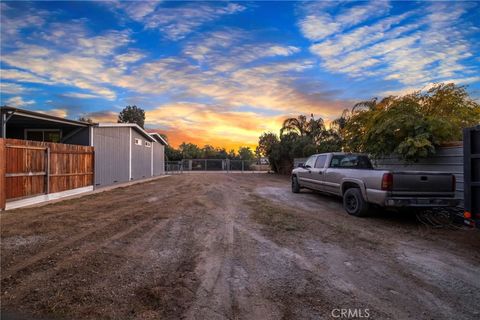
[292,176,300,193]
[343,188,369,217]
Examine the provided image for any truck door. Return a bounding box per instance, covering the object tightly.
[324,154,345,195]
[309,155,327,191]
[297,155,317,188]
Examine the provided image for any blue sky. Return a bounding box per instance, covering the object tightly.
[1,1,479,149]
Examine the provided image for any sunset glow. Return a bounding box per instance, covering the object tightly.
[1,1,479,150]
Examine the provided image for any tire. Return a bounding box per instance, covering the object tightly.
[292,176,301,193]
[343,188,369,217]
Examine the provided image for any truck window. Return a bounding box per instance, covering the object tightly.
[315,155,327,168]
[329,155,373,169]
[305,156,316,168]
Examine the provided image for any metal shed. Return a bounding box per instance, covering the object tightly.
[92,124,167,187]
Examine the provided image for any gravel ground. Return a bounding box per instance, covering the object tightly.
[1,173,479,320]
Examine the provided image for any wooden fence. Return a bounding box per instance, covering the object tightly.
[0,138,94,210]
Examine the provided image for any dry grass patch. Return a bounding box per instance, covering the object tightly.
[248,195,306,232]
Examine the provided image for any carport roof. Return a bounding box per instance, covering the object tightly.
[1,106,91,127]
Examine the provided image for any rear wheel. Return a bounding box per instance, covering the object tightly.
[292,176,300,193]
[343,188,369,217]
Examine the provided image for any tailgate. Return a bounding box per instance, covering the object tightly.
[391,171,454,196]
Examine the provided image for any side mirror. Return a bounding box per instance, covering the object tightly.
[297,163,304,168]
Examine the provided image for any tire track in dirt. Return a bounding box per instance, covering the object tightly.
[1,210,171,309]
[0,176,198,278]
[3,173,479,320]
[184,185,236,320]
[4,175,205,319]
[249,181,480,319]
[1,201,161,280]
[1,178,201,310]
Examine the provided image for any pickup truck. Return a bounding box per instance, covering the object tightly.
[291,153,459,217]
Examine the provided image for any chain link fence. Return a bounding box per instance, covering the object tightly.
[165,159,270,173]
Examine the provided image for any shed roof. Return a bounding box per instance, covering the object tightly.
[149,133,168,146]
[96,123,155,142]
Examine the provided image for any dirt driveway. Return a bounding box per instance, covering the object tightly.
[1,173,479,320]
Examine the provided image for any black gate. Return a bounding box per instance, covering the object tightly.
[463,125,480,228]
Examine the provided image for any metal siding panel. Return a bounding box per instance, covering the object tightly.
[375,146,464,201]
[93,127,130,186]
[131,130,151,180]
[153,143,165,175]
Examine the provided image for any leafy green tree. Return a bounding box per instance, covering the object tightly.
[227,149,238,160]
[201,145,217,159]
[179,142,201,159]
[165,146,182,161]
[238,146,255,160]
[215,147,228,159]
[343,83,480,161]
[280,114,326,144]
[118,105,146,128]
[257,132,280,171]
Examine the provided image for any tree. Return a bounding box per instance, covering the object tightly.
[280,114,326,143]
[165,146,182,161]
[78,116,93,123]
[201,145,217,159]
[118,105,145,128]
[238,146,255,160]
[227,149,237,160]
[352,97,378,112]
[178,142,201,159]
[256,132,278,157]
[343,83,480,161]
[257,132,280,171]
[257,115,343,173]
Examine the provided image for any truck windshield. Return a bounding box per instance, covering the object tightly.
[329,155,373,169]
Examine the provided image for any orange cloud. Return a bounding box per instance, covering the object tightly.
[146,102,286,150]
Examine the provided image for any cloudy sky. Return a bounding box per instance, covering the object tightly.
[1,1,479,150]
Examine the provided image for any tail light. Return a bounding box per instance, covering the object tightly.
[381,173,393,191]
[452,175,456,192]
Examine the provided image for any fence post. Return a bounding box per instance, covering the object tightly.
[242,160,244,173]
[0,139,6,210]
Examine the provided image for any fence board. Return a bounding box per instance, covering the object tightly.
[2,139,94,201]
[0,139,5,209]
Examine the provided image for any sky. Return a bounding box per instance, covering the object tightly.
[1,1,479,150]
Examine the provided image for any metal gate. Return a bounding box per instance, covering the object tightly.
[463,125,480,227]
[165,159,270,173]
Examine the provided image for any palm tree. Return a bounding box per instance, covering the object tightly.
[280,114,326,140]
[280,115,308,137]
[330,109,350,132]
[352,97,378,113]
